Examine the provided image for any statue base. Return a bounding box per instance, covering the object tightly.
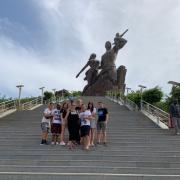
[82,65,127,96]
[82,79,116,96]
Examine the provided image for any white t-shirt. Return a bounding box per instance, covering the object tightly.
[79,110,91,126]
[42,108,52,123]
[52,109,61,124]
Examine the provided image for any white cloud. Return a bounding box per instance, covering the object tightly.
[0,35,85,98]
[40,0,62,11]
[0,0,180,97]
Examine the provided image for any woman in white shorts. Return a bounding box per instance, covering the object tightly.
[87,102,96,146]
[60,102,69,145]
[79,104,92,150]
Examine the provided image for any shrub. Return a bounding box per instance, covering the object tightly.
[142,86,163,104]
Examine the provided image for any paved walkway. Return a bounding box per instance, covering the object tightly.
[0,97,180,180]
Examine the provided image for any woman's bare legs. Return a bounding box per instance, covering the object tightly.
[60,124,66,145]
[90,128,95,146]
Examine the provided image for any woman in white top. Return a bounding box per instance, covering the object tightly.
[79,104,92,150]
[87,102,96,146]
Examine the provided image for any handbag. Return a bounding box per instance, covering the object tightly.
[168,115,175,128]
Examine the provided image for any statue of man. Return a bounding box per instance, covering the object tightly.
[98,32,127,84]
[76,53,100,86]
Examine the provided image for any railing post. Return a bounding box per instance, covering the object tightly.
[14,100,16,110]
[147,103,150,112]
[3,102,6,112]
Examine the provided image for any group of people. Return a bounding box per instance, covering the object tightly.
[40,99,109,150]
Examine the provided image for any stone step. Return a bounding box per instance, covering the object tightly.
[1,137,179,142]
[0,173,180,180]
[0,165,180,175]
[0,96,178,180]
[0,141,179,147]
[1,159,180,168]
[0,154,180,162]
[0,130,167,134]
[0,149,179,157]
[1,145,180,152]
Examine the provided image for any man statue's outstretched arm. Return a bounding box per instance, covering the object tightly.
[76,62,90,78]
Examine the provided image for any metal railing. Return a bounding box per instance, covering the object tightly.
[0,100,17,114]
[44,97,67,104]
[106,91,139,111]
[125,98,139,111]
[106,90,170,128]
[141,100,169,126]
[21,97,42,110]
[0,96,67,116]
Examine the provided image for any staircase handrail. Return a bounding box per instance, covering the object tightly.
[125,98,139,111]
[0,99,17,113]
[106,91,139,111]
[21,97,42,110]
[141,100,169,125]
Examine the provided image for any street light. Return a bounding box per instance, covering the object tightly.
[16,84,24,109]
[168,81,180,102]
[39,87,45,104]
[138,85,147,110]
[168,81,180,87]
[52,89,56,102]
[61,89,64,99]
[126,87,131,96]
[52,89,56,94]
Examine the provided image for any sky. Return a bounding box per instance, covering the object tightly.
[0,0,180,98]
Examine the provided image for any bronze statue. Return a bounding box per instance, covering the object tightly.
[76,30,128,96]
[76,53,100,86]
[98,30,127,84]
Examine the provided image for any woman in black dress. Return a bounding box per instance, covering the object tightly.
[65,102,80,149]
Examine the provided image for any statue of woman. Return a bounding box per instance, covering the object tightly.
[76,53,100,86]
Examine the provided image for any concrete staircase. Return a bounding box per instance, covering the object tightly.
[0,97,180,180]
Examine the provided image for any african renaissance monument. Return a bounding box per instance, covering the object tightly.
[76,30,128,96]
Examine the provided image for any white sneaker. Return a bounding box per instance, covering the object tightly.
[60,141,66,146]
[51,142,55,145]
[56,142,59,145]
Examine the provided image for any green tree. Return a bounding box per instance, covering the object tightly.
[20,97,37,104]
[155,87,180,112]
[127,91,141,107]
[43,91,53,100]
[155,101,169,112]
[71,91,82,97]
[142,86,163,104]
[171,86,180,100]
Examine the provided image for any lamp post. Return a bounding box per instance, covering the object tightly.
[61,89,64,99]
[52,88,56,102]
[39,87,45,104]
[16,84,24,109]
[168,81,180,87]
[168,81,180,102]
[138,85,147,110]
[126,87,131,96]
